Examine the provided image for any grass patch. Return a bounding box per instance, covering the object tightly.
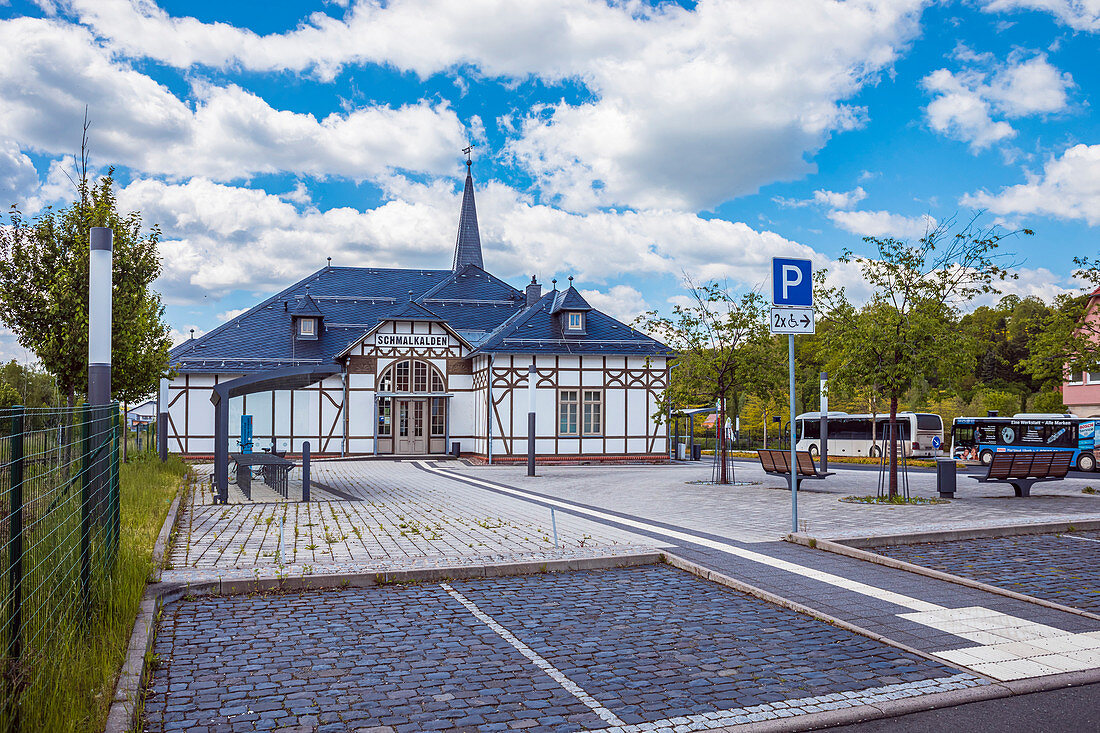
[1083,486,1097,495]
[16,453,187,733]
[840,494,949,505]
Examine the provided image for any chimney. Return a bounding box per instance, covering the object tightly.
[526,276,542,307]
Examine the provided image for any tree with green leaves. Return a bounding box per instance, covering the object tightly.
[1021,257,1100,394]
[819,216,1028,497]
[641,281,781,482]
[0,167,173,415]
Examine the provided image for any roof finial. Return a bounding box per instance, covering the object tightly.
[327,256,332,268]
[189,328,195,340]
[552,278,557,290]
[568,275,574,286]
[408,290,414,302]
[452,147,484,271]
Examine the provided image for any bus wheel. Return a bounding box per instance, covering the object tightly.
[1077,452,1095,472]
[869,445,881,458]
[979,449,994,466]
[808,444,819,458]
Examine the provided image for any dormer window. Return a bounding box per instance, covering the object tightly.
[299,318,315,336]
[567,312,584,331]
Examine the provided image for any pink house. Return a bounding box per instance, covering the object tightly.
[1062,286,1100,417]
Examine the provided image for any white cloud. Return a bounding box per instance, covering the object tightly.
[116,174,819,306]
[0,139,38,210]
[579,285,650,325]
[983,0,1100,32]
[962,143,1100,226]
[827,209,937,238]
[921,53,1073,150]
[0,17,466,182]
[812,187,867,209]
[216,308,248,323]
[54,0,925,211]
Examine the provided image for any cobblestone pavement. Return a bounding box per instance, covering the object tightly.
[143,565,981,733]
[168,462,660,582]
[446,461,1100,543]
[868,531,1100,614]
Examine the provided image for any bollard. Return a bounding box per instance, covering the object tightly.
[551,507,558,548]
[302,441,310,502]
[277,513,285,565]
[8,407,24,662]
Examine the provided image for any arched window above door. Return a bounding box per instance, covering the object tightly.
[377,359,445,393]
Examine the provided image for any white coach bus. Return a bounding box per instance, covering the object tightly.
[795,411,945,458]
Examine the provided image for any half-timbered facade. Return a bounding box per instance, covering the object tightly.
[163,160,672,462]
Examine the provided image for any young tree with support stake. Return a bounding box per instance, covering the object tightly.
[0,162,172,461]
[819,215,1027,498]
[641,281,780,484]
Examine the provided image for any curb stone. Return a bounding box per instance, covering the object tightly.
[104,476,188,733]
[825,519,1100,548]
[786,532,1100,623]
[660,552,997,682]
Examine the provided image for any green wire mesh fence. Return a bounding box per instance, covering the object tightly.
[0,403,121,731]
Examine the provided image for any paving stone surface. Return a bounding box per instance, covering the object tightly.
[142,565,980,733]
[447,461,1100,543]
[869,531,1100,614]
[170,461,659,577]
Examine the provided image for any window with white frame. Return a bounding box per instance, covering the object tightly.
[1088,372,1100,384]
[299,318,315,336]
[567,312,583,330]
[1070,371,1084,384]
[559,390,578,435]
[582,390,602,435]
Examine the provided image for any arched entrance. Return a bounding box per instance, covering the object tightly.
[377,359,448,454]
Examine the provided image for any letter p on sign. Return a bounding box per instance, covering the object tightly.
[772,257,813,307]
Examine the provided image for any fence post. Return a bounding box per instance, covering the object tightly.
[110,406,120,565]
[79,403,91,610]
[301,442,310,502]
[7,407,24,663]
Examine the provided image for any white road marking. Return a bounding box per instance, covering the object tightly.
[1062,533,1100,544]
[440,582,626,727]
[902,608,1100,681]
[423,463,1100,680]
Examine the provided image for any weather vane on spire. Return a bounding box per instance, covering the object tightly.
[462,145,474,166]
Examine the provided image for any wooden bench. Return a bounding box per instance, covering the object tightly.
[757,449,834,489]
[972,451,1072,497]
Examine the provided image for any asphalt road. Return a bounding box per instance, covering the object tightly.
[819,682,1100,732]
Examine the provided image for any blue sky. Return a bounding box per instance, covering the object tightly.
[0,0,1098,360]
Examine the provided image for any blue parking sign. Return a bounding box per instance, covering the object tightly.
[772,257,813,307]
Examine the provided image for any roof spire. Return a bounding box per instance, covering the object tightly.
[452,147,484,271]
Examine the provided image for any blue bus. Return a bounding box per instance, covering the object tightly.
[951,414,1097,472]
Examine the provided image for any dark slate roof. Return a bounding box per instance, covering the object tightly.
[170,266,461,373]
[549,285,593,314]
[382,299,443,322]
[452,161,483,270]
[288,293,323,317]
[471,289,671,357]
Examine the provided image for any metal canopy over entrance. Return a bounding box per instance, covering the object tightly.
[209,365,341,503]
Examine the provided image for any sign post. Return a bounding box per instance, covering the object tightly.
[771,257,814,534]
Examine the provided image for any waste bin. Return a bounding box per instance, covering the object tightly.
[692,444,703,461]
[451,441,461,458]
[936,458,956,498]
[677,442,687,460]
